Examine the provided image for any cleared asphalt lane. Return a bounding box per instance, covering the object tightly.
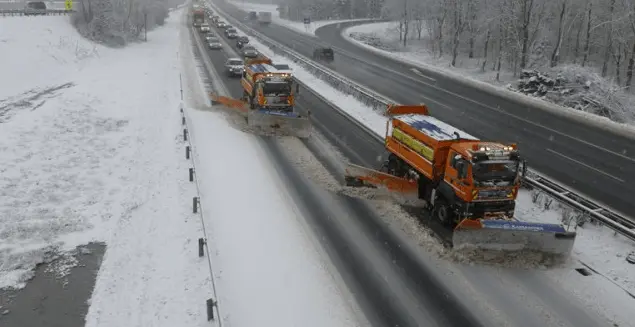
[196,11,618,326]
[214,2,635,219]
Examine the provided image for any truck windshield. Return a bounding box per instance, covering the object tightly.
[263,82,291,95]
[472,160,519,185]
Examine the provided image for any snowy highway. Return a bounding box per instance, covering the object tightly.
[216,0,635,223]
[0,3,632,327]
[193,5,633,326]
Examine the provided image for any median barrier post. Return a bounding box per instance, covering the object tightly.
[206,298,216,320]
[198,238,206,257]
[192,197,199,213]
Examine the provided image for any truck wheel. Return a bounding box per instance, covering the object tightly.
[249,97,255,109]
[435,200,454,226]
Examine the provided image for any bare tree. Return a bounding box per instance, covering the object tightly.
[550,0,567,67]
[602,0,616,77]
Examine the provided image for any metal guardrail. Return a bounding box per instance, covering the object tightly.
[0,9,75,16]
[208,1,635,242]
[524,175,635,240]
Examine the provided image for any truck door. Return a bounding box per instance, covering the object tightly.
[445,151,469,197]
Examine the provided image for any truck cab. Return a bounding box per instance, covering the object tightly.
[439,142,524,221]
[241,59,295,113]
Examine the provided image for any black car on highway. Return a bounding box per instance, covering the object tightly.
[313,47,334,62]
[236,36,249,49]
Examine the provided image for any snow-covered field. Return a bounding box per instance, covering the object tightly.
[227,0,369,36]
[1,11,212,327]
[207,0,635,313]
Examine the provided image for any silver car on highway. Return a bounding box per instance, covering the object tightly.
[225,58,244,77]
[241,45,258,58]
[208,37,222,50]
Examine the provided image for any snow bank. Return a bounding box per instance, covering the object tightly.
[227,0,369,36]
[181,12,360,326]
[83,11,212,327]
[186,110,359,327]
[1,10,211,326]
[516,191,635,295]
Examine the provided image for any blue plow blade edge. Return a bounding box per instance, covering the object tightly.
[480,220,567,233]
[257,109,300,117]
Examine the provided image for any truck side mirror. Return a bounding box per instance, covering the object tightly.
[457,161,467,179]
[522,160,527,177]
[295,83,300,94]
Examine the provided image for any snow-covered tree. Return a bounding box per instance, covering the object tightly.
[72,0,171,46]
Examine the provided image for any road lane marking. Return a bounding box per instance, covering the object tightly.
[546,148,625,183]
[234,18,635,164]
[409,68,436,82]
[322,41,635,164]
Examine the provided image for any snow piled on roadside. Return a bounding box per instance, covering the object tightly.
[1,10,212,327]
[515,191,635,295]
[84,11,212,327]
[181,16,361,327]
[227,0,369,36]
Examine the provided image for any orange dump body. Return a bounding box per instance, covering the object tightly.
[383,104,521,204]
[384,104,476,183]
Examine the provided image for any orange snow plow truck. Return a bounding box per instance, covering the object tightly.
[210,56,311,138]
[345,104,576,256]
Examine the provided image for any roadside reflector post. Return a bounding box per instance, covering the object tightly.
[198,238,206,257]
[183,129,188,141]
[206,298,216,321]
[189,168,195,182]
[185,146,191,159]
[192,197,199,213]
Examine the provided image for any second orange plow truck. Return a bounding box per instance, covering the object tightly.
[344,104,576,257]
[210,56,311,138]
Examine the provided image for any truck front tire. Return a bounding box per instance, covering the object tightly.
[434,199,454,226]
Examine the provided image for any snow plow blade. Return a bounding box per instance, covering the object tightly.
[452,219,576,257]
[344,163,419,197]
[247,110,311,139]
[210,93,248,114]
